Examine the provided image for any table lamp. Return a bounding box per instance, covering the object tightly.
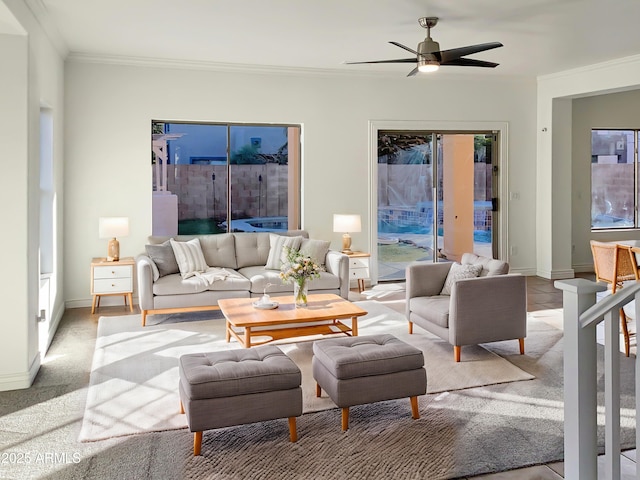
[333,214,361,254]
[99,217,129,262]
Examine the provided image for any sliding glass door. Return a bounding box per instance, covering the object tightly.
[377,131,498,281]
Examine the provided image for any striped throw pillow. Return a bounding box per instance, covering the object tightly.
[170,238,209,279]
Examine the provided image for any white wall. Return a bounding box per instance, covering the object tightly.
[64,61,537,306]
[572,89,640,270]
[0,0,65,391]
[537,55,640,279]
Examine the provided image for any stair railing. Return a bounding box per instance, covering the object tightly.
[555,278,640,480]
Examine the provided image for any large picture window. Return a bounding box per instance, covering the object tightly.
[151,121,301,236]
[591,129,637,229]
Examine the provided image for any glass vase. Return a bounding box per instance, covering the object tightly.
[293,278,308,308]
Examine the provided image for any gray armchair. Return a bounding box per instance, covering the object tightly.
[405,253,527,362]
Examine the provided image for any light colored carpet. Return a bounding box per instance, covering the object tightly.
[79,301,533,442]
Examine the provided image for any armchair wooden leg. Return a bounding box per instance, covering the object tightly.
[179,400,185,414]
[141,310,147,327]
[519,338,525,355]
[288,417,298,442]
[620,309,630,357]
[341,407,349,431]
[454,346,461,363]
[316,382,322,397]
[410,396,420,419]
[408,321,413,334]
[193,431,203,456]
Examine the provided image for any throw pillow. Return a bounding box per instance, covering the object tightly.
[145,241,180,278]
[265,234,303,270]
[440,262,483,295]
[299,238,331,266]
[170,238,209,279]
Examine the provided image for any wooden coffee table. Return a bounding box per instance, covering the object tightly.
[219,294,368,348]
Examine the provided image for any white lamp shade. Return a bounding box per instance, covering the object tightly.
[333,214,361,233]
[99,217,130,238]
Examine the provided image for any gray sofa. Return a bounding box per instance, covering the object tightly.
[405,253,527,362]
[136,230,349,326]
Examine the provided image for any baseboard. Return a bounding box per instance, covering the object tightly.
[66,295,139,310]
[508,267,538,276]
[0,355,41,392]
[572,263,595,274]
[535,268,576,280]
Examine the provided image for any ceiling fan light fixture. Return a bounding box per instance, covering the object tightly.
[418,57,439,73]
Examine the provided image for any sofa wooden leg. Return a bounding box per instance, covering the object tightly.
[454,346,461,363]
[341,407,349,431]
[288,417,298,442]
[316,382,322,398]
[410,396,420,419]
[519,338,525,355]
[193,431,203,456]
[408,322,413,334]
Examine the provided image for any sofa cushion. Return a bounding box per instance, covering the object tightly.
[299,238,330,266]
[195,233,237,269]
[170,238,209,279]
[409,296,450,329]
[153,270,251,296]
[145,241,180,278]
[238,266,340,294]
[461,253,509,276]
[234,233,272,268]
[265,234,303,270]
[440,262,482,295]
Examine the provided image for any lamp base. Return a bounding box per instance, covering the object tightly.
[341,233,353,255]
[107,238,120,262]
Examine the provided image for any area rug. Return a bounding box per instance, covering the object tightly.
[180,312,636,480]
[79,301,533,442]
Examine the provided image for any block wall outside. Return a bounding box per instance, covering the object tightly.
[155,164,288,222]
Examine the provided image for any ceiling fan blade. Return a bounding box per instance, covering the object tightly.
[407,67,419,77]
[441,58,499,68]
[438,42,503,62]
[344,58,417,65]
[389,41,419,56]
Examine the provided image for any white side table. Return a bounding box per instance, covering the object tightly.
[90,257,134,314]
[346,252,370,293]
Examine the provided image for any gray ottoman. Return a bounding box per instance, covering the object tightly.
[312,334,426,431]
[179,345,302,455]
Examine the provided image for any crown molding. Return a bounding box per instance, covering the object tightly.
[538,53,640,82]
[23,0,68,57]
[66,51,531,82]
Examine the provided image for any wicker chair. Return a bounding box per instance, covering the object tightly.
[590,240,639,356]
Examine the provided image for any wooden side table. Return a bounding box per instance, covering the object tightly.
[346,252,371,293]
[90,257,135,313]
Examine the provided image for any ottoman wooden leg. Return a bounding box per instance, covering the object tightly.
[341,407,349,431]
[410,396,420,419]
[288,417,298,442]
[316,382,322,397]
[193,431,203,456]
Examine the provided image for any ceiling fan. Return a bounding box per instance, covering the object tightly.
[345,17,503,76]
